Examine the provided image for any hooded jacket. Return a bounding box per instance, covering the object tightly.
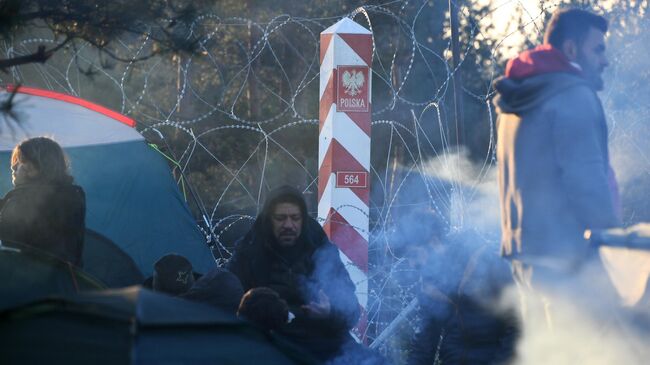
[494,45,620,266]
[226,186,360,358]
[180,267,244,314]
[0,180,86,266]
[406,233,517,365]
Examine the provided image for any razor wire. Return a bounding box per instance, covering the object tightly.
[2,0,650,362]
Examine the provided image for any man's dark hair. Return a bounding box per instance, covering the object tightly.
[263,186,307,219]
[237,287,289,331]
[240,185,312,248]
[544,8,608,49]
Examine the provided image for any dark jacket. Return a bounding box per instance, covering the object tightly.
[227,187,360,358]
[494,45,620,267]
[0,181,86,266]
[180,267,244,314]
[407,240,518,365]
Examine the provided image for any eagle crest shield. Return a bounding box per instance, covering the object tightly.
[342,70,365,96]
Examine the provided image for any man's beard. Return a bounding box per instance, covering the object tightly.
[578,54,605,91]
[586,70,604,91]
[277,229,298,246]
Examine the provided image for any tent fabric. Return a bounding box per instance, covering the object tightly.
[82,229,144,288]
[0,87,216,276]
[0,86,140,150]
[591,223,650,306]
[0,244,104,311]
[0,286,319,365]
[1,308,132,364]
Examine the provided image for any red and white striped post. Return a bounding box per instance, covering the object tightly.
[318,18,372,341]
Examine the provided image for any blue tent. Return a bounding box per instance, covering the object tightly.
[0,244,104,311]
[0,286,318,364]
[0,86,215,277]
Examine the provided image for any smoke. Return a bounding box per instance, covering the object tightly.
[501,274,650,365]
[396,149,650,365]
[423,148,501,237]
[364,150,516,362]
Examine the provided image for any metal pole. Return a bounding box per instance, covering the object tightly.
[369,297,419,349]
[448,0,465,146]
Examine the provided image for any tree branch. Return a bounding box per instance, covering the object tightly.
[0,45,50,70]
[0,37,72,72]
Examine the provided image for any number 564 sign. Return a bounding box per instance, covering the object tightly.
[336,171,368,188]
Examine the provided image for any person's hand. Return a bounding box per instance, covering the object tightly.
[301,290,331,319]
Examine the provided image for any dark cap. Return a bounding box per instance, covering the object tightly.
[152,254,195,296]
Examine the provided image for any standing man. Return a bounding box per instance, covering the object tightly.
[494,8,621,322]
[227,186,360,361]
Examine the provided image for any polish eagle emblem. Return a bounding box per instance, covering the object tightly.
[342,70,365,96]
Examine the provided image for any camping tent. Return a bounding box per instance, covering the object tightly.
[0,286,318,364]
[0,86,215,277]
[82,229,145,287]
[0,243,104,311]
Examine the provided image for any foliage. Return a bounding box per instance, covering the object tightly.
[0,0,215,69]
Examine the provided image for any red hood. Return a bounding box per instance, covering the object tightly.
[505,44,582,79]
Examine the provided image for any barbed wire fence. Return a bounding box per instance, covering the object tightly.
[2,0,650,362]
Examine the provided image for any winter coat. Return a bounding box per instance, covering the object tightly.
[406,240,518,365]
[227,187,360,360]
[0,181,86,266]
[494,45,620,267]
[180,267,244,314]
[228,218,360,332]
[407,295,518,365]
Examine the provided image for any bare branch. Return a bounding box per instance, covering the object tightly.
[0,37,72,72]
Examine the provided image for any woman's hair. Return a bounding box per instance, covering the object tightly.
[11,137,73,184]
